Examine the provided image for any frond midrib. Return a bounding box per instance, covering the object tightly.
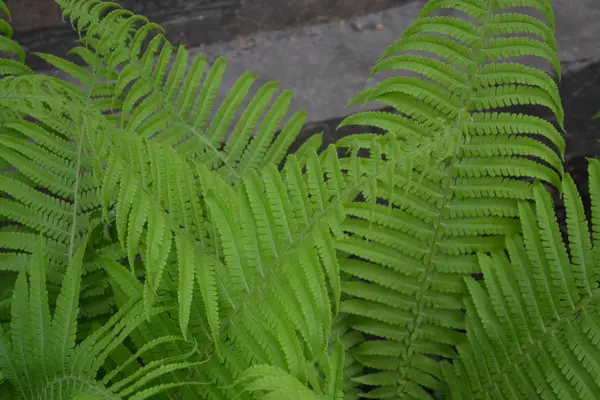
[390,116,470,396]
[186,133,462,394]
[375,12,490,395]
[343,1,563,395]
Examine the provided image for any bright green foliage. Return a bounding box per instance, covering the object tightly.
[0,0,596,399]
[104,143,352,399]
[49,0,307,183]
[333,0,565,397]
[443,160,600,399]
[0,235,187,399]
[0,72,114,328]
[0,0,452,397]
[0,0,306,325]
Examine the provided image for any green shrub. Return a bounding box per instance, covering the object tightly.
[1,0,596,399]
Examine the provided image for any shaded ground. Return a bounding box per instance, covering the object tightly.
[182,0,600,126]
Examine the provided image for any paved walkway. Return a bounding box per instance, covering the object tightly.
[41,0,600,153]
[186,0,600,124]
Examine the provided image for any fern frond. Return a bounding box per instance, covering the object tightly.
[98,132,219,341]
[336,0,565,396]
[0,234,191,399]
[0,72,121,330]
[0,69,146,330]
[50,0,305,184]
[188,148,347,397]
[0,1,32,77]
[96,127,447,398]
[93,143,338,397]
[0,75,111,329]
[443,162,600,399]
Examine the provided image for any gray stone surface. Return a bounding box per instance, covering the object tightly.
[13,0,410,70]
[183,0,600,124]
[187,2,426,124]
[39,0,600,149]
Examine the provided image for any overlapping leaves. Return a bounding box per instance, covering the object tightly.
[443,160,600,399]
[0,235,187,399]
[334,0,565,397]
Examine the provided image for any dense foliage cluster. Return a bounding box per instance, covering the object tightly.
[0,0,598,399]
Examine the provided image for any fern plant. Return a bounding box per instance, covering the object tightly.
[1,0,598,399]
[1,2,449,398]
[332,0,565,397]
[443,161,600,399]
[0,234,191,399]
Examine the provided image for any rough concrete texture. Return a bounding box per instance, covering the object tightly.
[13,0,410,70]
[181,0,600,126]
[40,0,600,152]
[187,1,427,124]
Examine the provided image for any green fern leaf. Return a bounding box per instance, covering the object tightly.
[0,233,187,399]
[0,2,31,76]
[53,0,306,183]
[334,0,565,396]
[234,364,323,399]
[443,166,600,399]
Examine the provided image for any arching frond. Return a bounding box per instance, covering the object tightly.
[335,0,565,396]
[99,142,349,398]
[96,123,454,398]
[0,70,132,326]
[44,0,306,184]
[442,160,600,399]
[98,132,219,340]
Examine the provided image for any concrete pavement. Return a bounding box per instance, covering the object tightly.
[185,0,600,124]
[40,0,600,157]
